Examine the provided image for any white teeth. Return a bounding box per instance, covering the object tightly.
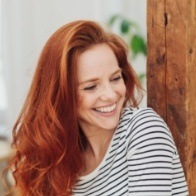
[95,103,116,113]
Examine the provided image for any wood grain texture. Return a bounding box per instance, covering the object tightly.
[147,0,196,194]
[185,0,196,194]
[147,0,167,120]
[165,0,187,166]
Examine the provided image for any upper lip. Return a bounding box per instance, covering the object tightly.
[94,102,117,109]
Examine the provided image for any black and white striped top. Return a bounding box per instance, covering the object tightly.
[72,107,189,196]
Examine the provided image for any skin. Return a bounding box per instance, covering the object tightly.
[77,44,126,175]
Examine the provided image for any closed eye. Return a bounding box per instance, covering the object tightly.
[83,85,97,91]
[111,75,122,82]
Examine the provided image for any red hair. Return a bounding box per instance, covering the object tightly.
[6,20,143,195]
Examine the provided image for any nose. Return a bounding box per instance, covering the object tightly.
[99,83,117,101]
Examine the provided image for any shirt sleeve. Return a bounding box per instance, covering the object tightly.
[126,108,189,196]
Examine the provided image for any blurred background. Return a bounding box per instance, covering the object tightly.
[0,0,146,194]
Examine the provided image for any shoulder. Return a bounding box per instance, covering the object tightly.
[120,107,176,151]
[120,107,166,128]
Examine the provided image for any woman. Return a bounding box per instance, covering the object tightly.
[7,20,188,195]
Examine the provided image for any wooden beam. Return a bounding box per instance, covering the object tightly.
[147,0,196,194]
[147,0,167,120]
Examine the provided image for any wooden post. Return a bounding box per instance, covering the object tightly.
[147,0,196,195]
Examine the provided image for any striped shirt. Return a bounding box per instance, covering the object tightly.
[72,107,189,196]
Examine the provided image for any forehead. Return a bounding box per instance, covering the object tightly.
[77,44,119,82]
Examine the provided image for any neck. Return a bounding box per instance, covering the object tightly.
[80,129,114,176]
[85,129,114,160]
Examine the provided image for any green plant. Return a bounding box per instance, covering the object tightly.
[108,15,147,82]
[108,14,147,59]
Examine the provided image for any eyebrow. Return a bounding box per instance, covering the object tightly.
[78,68,122,85]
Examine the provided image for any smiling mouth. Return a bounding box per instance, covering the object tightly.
[93,103,117,113]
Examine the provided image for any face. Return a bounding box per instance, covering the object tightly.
[77,44,126,136]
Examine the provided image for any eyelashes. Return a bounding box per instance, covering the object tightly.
[82,75,122,92]
[83,85,97,91]
[111,75,122,82]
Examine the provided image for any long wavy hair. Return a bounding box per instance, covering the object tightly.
[6,20,143,195]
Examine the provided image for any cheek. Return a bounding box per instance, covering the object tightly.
[77,93,85,111]
[77,93,94,111]
[119,81,127,96]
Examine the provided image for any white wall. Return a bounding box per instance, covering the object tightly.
[1,0,146,137]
